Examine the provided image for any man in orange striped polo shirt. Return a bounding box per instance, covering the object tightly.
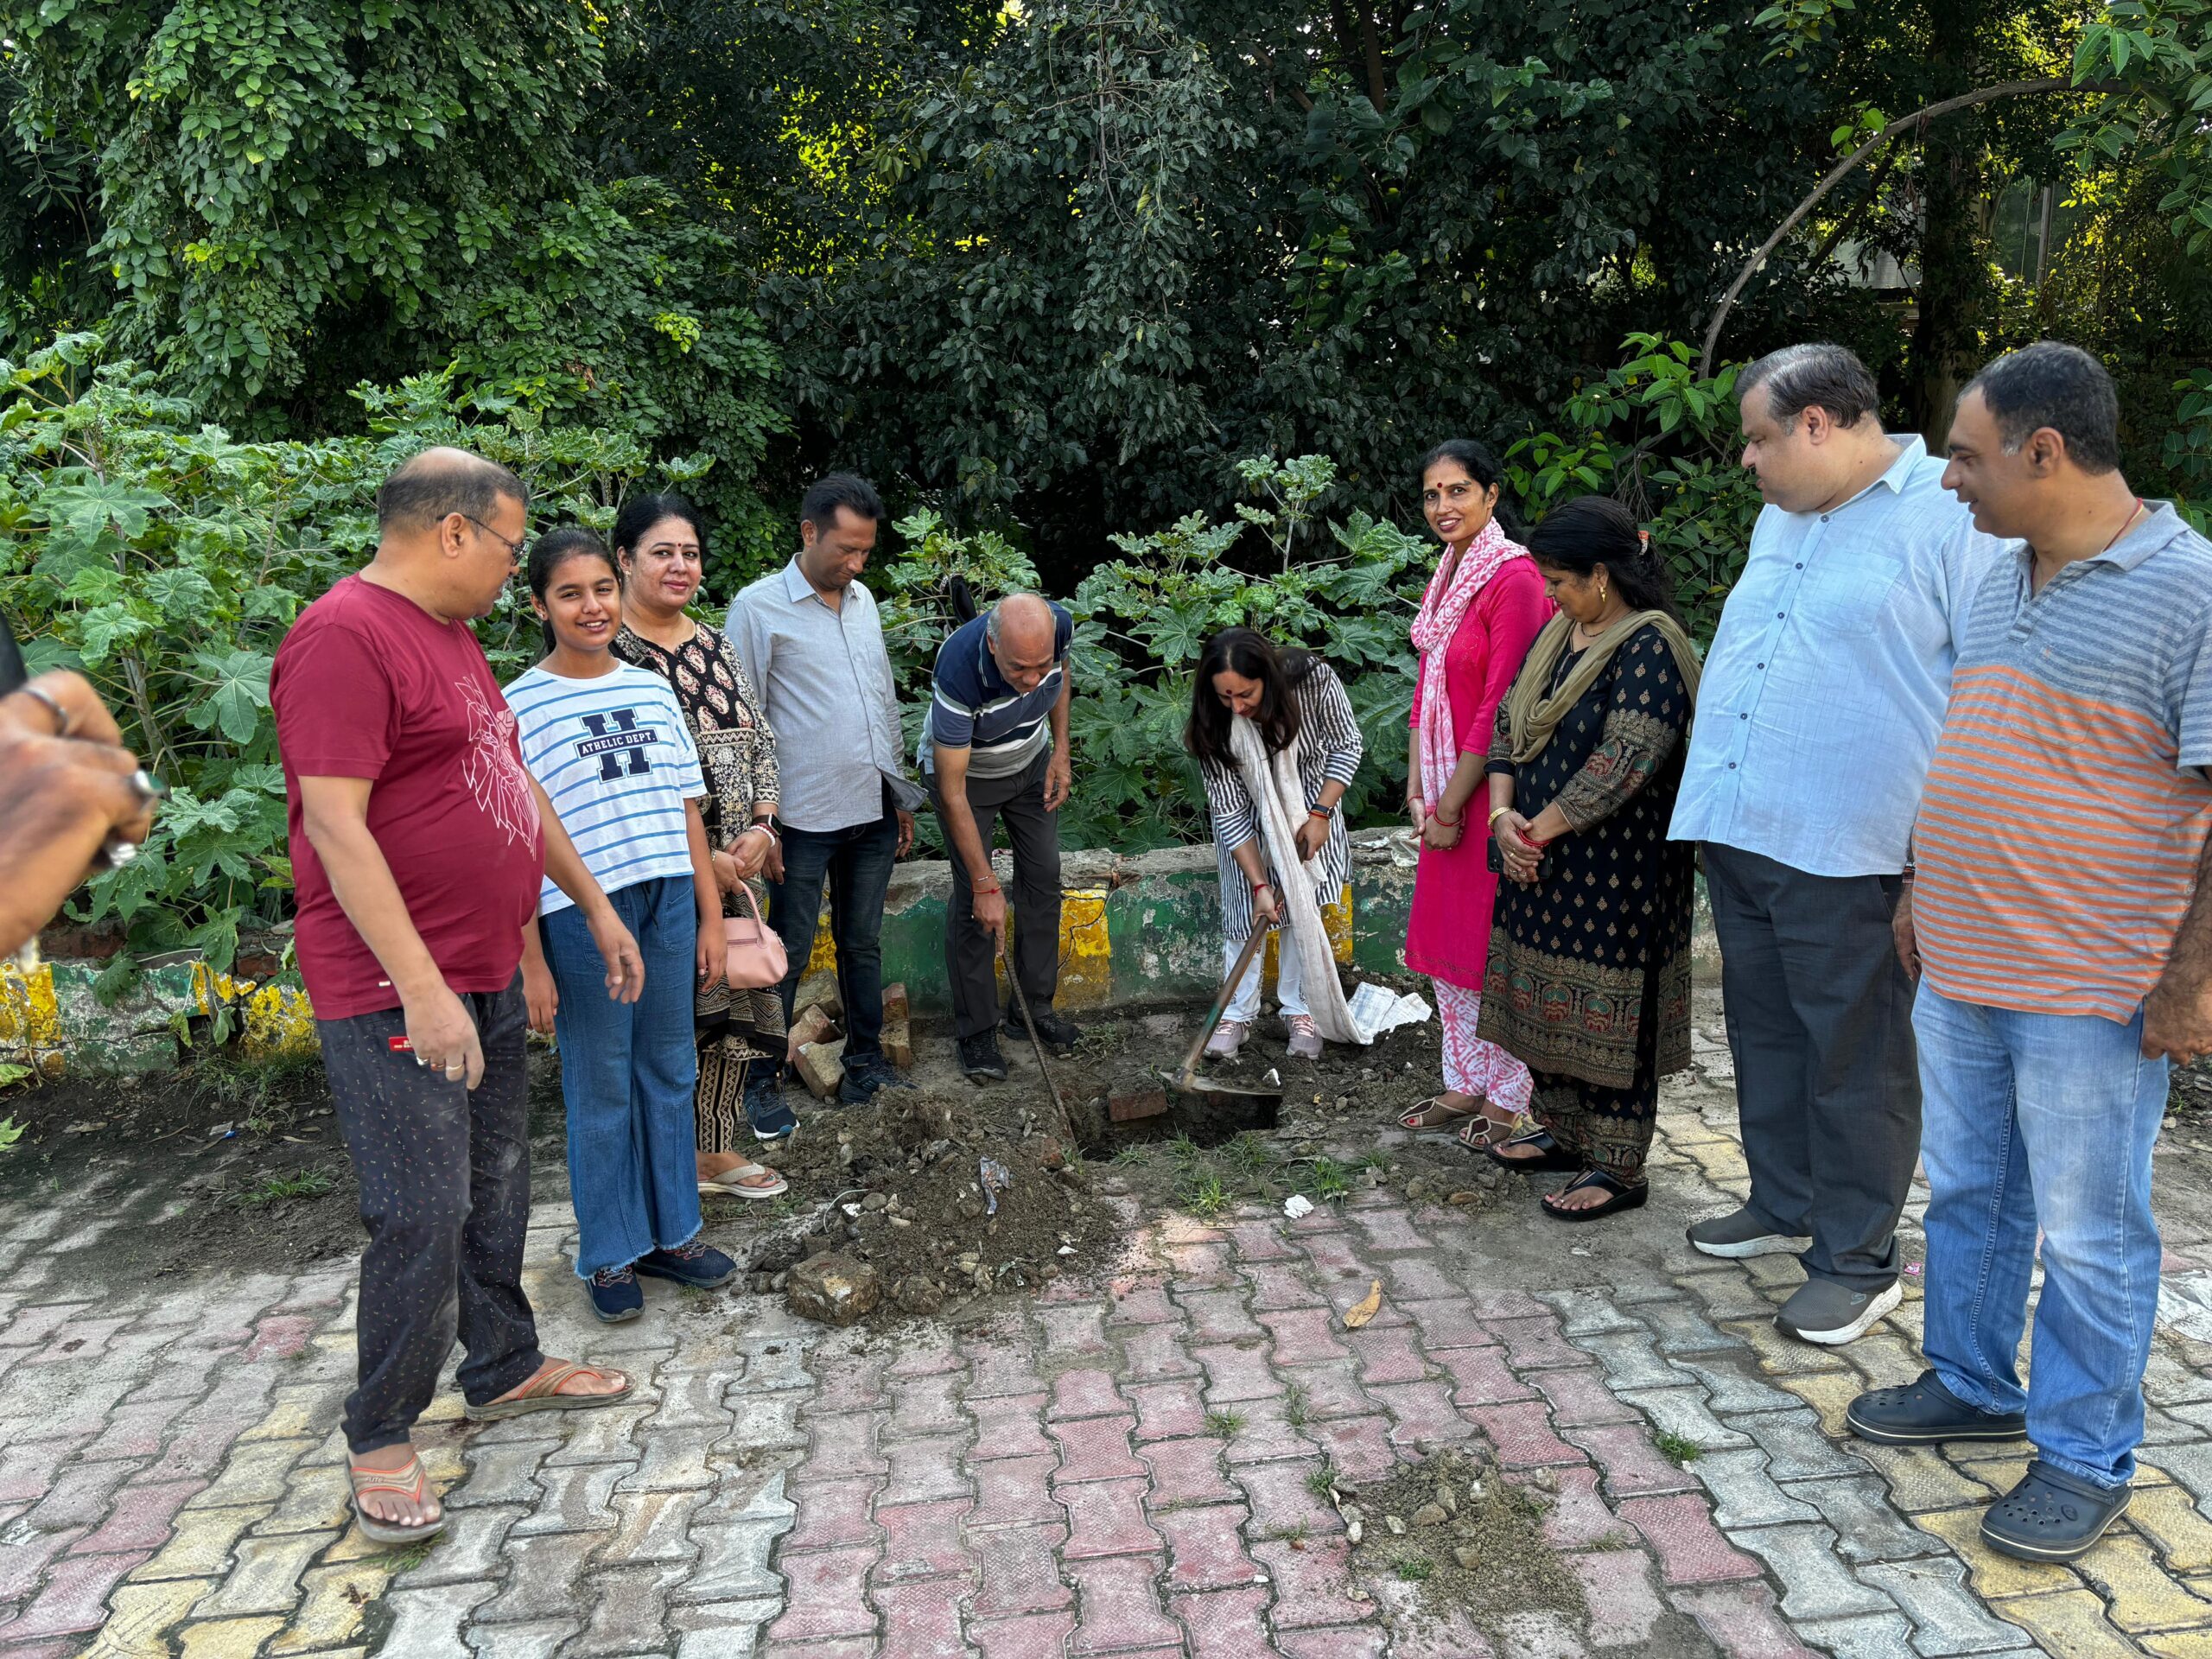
[1846,342,2212,1564]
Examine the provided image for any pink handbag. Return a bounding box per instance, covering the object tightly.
[722,880,789,989]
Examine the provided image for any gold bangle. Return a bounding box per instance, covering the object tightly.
[1487,804,1513,827]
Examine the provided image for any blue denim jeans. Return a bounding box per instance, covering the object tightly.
[1916,981,2169,1488]
[543,876,702,1279]
[766,789,900,1061]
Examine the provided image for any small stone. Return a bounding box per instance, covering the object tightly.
[957,1193,986,1220]
[1384,1514,1406,1535]
[1333,1095,1351,1110]
[1035,1137,1066,1170]
[860,1192,888,1211]
[1345,1517,1363,1546]
[893,1274,944,1314]
[785,1252,881,1325]
[770,1272,788,1292]
[1530,1469,1556,1493]
[1448,1191,1478,1205]
[1410,1504,1446,1528]
[1435,1485,1458,1516]
[1405,1179,1431,1204]
[1453,1545,1481,1570]
[887,1214,911,1228]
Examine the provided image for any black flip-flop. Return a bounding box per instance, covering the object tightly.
[1541,1167,1649,1222]
[1485,1129,1580,1173]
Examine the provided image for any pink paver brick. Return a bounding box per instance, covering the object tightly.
[1300,1236,1371,1287]
[760,1642,876,1659]
[879,1341,945,1383]
[964,1335,1050,1400]
[784,1478,885,1554]
[242,1313,316,1362]
[1139,1436,1236,1508]
[1279,1361,1371,1422]
[1566,1546,1667,1648]
[1486,1315,1592,1371]
[1172,1583,1277,1657]
[1192,1344,1287,1405]
[970,1455,1064,1529]
[22,1314,131,1364]
[796,1409,889,1482]
[971,1523,1074,1618]
[892,1370,965,1438]
[1229,1221,1298,1262]
[766,1544,879,1641]
[1669,1581,1822,1658]
[67,1478,204,1555]
[1469,1402,1586,1469]
[1246,1262,1327,1312]
[1567,1423,1701,1497]
[0,1437,92,1505]
[1105,1278,1184,1327]
[1276,1630,1389,1659]
[1166,1241,1238,1289]
[1617,1494,1766,1586]
[0,1525,86,1602]
[1541,1464,1636,1550]
[1369,1581,1497,1659]
[1432,1344,1539,1407]
[22,1459,137,1531]
[1344,1326,1427,1387]
[1346,1207,1429,1254]
[1530,1366,1640,1427]
[0,1303,92,1348]
[1121,1324,1205,1384]
[1049,1369,1127,1422]
[1066,1554,1182,1654]
[874,1577,969,1658]
[1059,1476,1162,1560]
[1377,1257,1465,1302]
[67,1401,183,1465]
[1155,1502,1263,1591]
[1367,1379,1481,1448]
[882,1433,972,1506]
[0,1548,152,1640]
[1304,1415,1399,1483]
[1235,1459,1339,1537]
[1467,1287,1550,1319]
[971,1611,1077,1659]
[1179,1289,1264,1345]
[874,1497,974,1584]
[1249,1537,1376,1631]
[1400,1298,1498,1353]
[1035,1304,1111,1360]
[966,1392,1055,1461]
[1215,1398,1318,1468]
[1047,1415,1145,1485]
[1126,1377,1207,1444]
[1260,1307,1351,1368]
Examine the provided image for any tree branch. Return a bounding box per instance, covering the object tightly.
[1808,143,1900,272]
[1356,6,1392,114]
[1697,77,2120,377]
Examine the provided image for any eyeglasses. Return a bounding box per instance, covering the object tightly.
[462,514,528,561]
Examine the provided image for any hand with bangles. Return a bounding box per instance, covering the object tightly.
[1491,807,1547,884]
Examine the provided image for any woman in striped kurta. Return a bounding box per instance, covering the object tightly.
[1185,628,1364,1059]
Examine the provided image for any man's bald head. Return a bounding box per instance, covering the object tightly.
[985,593,1061,695]
[376,447,528,536]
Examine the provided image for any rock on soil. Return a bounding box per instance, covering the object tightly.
[785,1252,882,1325]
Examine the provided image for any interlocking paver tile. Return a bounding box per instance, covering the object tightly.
[76,1576,214,1659]
[188,1531,331,1619]
[1574,1330,1687,1394]
[1280,1361,1376,1423]
[1692,1449,1824,1532]
[1344,1326,1427,1388]
[1302,1414,1396,1482]
[2133,1482,2212,1573]
[1059,1475,1162,1560]
[1718,1319,1852,1378]
[1911,1507,2079,1599]
[1065,1552,1181,1652]
[1171,1582,1276,1659]
[1155,1502,1264,1591]
[1783,1473,1946,1564]
[894,1370,969,1436]
[875,1497,975,1584]
[1486,1316,1592,1373]
[1988,1586,2142,1656]
[1121,1323,1205,1384]
[1235,1457,1338,1539]
[1791,1610,1920,1656]
[970,1522,1073,1618]
[1397,1299,1496,1353]
[1855,1558,2033,1655]
[173,1614,287,1658]
[966,1393,1056,1461]
[1180,1291,1264,1346]
[1141,1436,1236,1509]
[1124,1379,1206,1444]
[1367,1378,1480,1450]
[1249,1535,1376,1630]
[1194,1343,1292,1406]
[1616,1493,1765,1586]
[1564,1423,1699,1497]
[1047,1415,1145,1485]
[1037,1304,1113,1362]
[1728,1522,1899,1621]
[506,1456,622,1535]
[1618,1386,1754,1452]
[1047,1369,1125,1422]
[1273,1629,1389,1658]
[470,1527,601,1624]
[1432,1343,1540,1408]
[883,1432,974,1506]
[764,1542,877,1642]
[1732,1408,1868,1481]
[1528,1366,1635,1427]
[970,1455,1063,1530]
[1246,1263,1328,1313]
[0,1522,88,1600]
[1773,1369,1862,1437]
[1377,1258,1467,1304]
[1668,1579,1821,1658]
[1564,1548,1667,1647]
[873,1576,970,1658]
[1259,1308,1351,1369]
[970,1609,1077,1659]
[2074,1530,2212,1631]
[2,1550,155,1642]
[1851,1444,1998,1515]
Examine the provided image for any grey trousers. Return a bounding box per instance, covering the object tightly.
[930,749,1063,1041]
[1702,843,1920,1294]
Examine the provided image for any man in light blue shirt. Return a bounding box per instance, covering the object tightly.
[1670,343,2002,1346]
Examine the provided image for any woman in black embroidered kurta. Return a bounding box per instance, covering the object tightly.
[1480,497,1700,1218]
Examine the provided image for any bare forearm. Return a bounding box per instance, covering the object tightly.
[1435,752,1487,821]
[1227,836,1267,889]
[1488,771,1516,815]
[685,802,719,923]
[1050,672,1071,752]
[1314,779,1346,814]
[2163,836,2212,994]
[1406,732,1422,803]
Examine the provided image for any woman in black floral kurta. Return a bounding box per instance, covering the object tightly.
[607,494,792,1189]
[1479,497,1702,1220]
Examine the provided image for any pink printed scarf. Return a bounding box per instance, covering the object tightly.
[1408,518,1527,807]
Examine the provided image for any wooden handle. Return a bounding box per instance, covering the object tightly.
[1177,924,1273,1089]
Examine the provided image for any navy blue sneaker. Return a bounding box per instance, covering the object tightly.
[587,1266,643,1323]
[846,1052,914,1095]
[634,1241,738,1290]
[747,1080,798,1141]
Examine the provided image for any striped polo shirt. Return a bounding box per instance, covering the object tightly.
[921,605,1073,779]
[1913,504,2212,1021]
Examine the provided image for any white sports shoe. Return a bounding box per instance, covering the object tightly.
[1285,1013,1322,1059]
[1205,1020,1250,1059]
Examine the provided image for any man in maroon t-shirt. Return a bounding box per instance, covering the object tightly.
[273,447,645,1545]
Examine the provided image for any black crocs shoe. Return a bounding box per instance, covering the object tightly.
[1980,1460,2131,1562]
[1845,1370,2029,1446]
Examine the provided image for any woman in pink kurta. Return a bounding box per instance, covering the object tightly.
[1401,439,1552,1142]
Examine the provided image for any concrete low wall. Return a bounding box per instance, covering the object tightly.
[2,830,1716,1077]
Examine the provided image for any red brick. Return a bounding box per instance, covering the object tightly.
[0,1548,152,1640]
[785,1478,885,1554]
[1059,1476,1160,1560]
[972,1522,1072,1620]
[68,1478,204,1555]
[1156,1503,1263,1592]
[1120,1325,1205,1384]
[1228,1221,1298,1263]
[964,1333,1049,1400]
[1216,1397,1318,1469]
[1066,1554,1181,1654]
[1433,1344,1539,1407]
[1566,1423,1700,1498]
[1304,1416,1399,1483]
[1233,1459,1339,1539]
[1125,1378,1207,1444]
[1344,1327,1427,1387]
[1400,1299,1497,1353]
[971,1610,1077,1659]
[874,1578,968,1659]
[1104,1279,1184,1326]
[1377,1257,1465,1302]
[69,1401,181,1465]
[1246,1262,1327,1311]
[966,1392,1054,1461]
[1669,1580,1821,1657]
[1278,1361,1370,1422]
[1172,1582,1277,1657]
[1617,1494,1765,1586]
[882,1433,969,1506]
[813,1349,892,1410]
[1530,1366,1639,1427]
[874,1497,973,1584]
[1192,1344,1286,1406]
[971,1455,1063,1530]
[1139,1437,1236,1508]
[1366,1380,1480,1450]
[1469,1401,1584,1469]
[1047,1415,1144,1485]
[1540,1464,1635,1551]
[22,1459,137,1531]
[887,1337,961,1381]
[1048,1369,1126,1422]
[1036,1304,1111,1361]
[1300,1236,1370,1289]
[1485,1315,1589,1372]
[766,1544,878,1641]
[243,1314,316,1362]
[1249,1537,1376,1630]
[1260,1308,1351,1368]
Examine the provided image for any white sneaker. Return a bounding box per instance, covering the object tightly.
[1205,1020,1250,1060]
[1284,1013,1322,1060]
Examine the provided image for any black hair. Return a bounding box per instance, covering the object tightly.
[1415,438,1525,539]
[800,473,885,534]
[1738,343,1881,429]
[527,526,620,657]
[1527,496,1679,620]
[1966,340,2122,474]
[376,448,527,534]
[1184,627,1319,772]
[610,492,706,576]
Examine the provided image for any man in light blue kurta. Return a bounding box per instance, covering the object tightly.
[1669,343,2004,1348]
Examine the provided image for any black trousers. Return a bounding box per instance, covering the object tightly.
[1703,843,1920,1294]
[318,976,543,1453]
[930,750,1063,1041]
